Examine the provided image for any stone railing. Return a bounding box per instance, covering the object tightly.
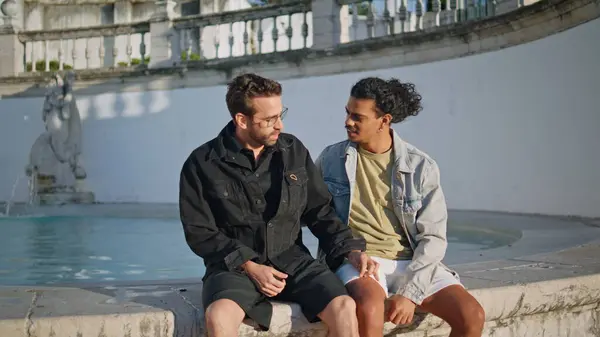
[339,0,498,43]
[18,21,150,72]
[0,0,537,77]
[171,2,312,62]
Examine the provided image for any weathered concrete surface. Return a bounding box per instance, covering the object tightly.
[1,240,600,337]
[1,0,599,97]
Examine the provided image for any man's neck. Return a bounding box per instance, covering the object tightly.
[359,130,393,154]
[234,128,264,159]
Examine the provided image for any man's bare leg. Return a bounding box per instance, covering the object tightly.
[204,299,246,337]
[346,277,387,337]
[318,295,360,337]
[419,285,485,337]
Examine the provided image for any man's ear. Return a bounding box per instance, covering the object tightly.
[234,113,248,130]
[382,113,392,127]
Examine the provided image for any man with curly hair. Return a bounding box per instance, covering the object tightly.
[316,77,485,337]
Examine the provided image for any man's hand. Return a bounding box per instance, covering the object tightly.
[347,250,379,280]
[241,261,288,297]
[385,294,416,325]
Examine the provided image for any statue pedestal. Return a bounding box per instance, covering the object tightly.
[35,174,95,205]
[37,191,95,205]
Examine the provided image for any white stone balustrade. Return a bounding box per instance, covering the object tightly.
[0,0,535,77]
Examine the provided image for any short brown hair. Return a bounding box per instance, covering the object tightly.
[226,73,282,118]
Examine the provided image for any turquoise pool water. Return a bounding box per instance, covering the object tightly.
[0,216,520,286]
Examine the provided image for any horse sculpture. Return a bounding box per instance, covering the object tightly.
[25,71,94,204]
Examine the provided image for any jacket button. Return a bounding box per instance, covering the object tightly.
[267,222,274,228]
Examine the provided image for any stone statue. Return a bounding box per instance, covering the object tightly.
[25,71,94,205]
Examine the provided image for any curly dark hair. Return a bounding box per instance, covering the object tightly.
[226,73,282,118]
[350,77,423,123]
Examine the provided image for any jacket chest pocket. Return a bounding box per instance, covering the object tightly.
[399,197,422,242]
[206,181,248,222]
[284,168,308,212]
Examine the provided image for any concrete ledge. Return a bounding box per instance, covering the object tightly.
[1,0,599,97]
[2,240,600,337]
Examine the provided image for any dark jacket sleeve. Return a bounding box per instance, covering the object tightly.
[179,156,259,271]
[300,148,366,270]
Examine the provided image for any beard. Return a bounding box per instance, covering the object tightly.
[249,129,280,147]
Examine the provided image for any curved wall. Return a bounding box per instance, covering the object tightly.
[0,17,598,217]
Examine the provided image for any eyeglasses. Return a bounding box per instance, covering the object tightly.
[251,107,288,128]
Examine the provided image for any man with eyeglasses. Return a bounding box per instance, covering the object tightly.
[179,73,375,337]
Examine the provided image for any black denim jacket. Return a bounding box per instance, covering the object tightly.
[179,122,365,277]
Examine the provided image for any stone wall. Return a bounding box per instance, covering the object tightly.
[0,0,599,217]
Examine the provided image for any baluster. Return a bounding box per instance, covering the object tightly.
[186,28,193,60]
[486,0,497,16]
[85,38,91,69]
[351,4,358,41]
[178,27,185,60]
[432,0,441,27]
[30,43,36,72]
[383,1,392,36]
[198,24,204,60]
[286,14,293,50]
[72,39,78,70]
[58,40,64,70]
[481,0,487,17]
[398,0,408,33]
[257,19,263,54]
[243,20,249,56]
[214,26,220,59]
[98,37,105,69]
[228,22,234,57]
[415,0,424,30]
[366,1,375,38]
[44,40,49,72]
[467,0,477,20]
[112,45,119,68]
[127,33,133,66]
[301,10,309,48]
[271,17,279,53]
[140,32,147,65]
[448,0,458,24]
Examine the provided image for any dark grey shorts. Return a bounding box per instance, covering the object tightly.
[202,259,348,330]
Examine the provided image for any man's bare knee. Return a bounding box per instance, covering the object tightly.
[460,302,485,334]
[205,299,245,328]
[321,295,357,320]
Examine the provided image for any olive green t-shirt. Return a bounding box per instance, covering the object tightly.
[348,146,413,260]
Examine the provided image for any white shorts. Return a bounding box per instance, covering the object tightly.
[336,256,462,298]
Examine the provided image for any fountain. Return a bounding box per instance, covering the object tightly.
[23,71,94,206]
[2,173,23,216]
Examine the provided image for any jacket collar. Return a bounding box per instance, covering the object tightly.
[343,129,413,173]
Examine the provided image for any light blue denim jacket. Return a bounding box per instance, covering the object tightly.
[315,130,459,305]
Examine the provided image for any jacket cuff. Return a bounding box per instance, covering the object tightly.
[224,247,259,272]
[396,283,426,305]
[326,237,366,270]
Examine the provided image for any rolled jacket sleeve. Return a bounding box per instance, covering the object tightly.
[179,156,259,272]
[395,160,448,305]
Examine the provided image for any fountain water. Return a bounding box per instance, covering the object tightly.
[3,173,24,216]
[2,169,39,217]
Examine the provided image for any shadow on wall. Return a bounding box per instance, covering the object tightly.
[0,77,232,204]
